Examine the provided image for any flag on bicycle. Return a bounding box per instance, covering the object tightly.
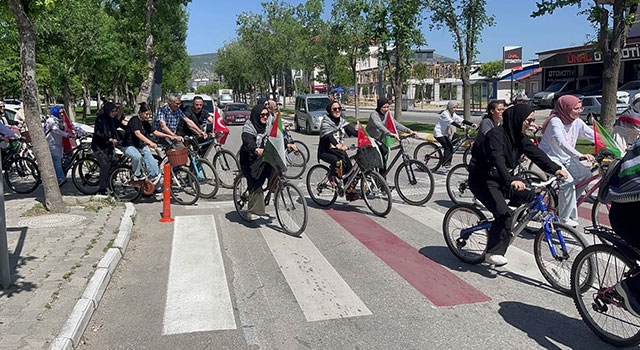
[59,109,76,152]
[593,119,622,158]
[357,121,374,148]
[214,107,230,145]
[262,110,287,174]
[384,111,398,147]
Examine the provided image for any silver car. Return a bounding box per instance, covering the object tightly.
[579,95,629,125]
[294,95,331,134]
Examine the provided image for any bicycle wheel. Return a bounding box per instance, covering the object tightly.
[213,149,240,189]
[4,156,40,194]
[393,159,434,205]
[194,158,219,199]
[361,170,392,217]
[109,166,141,202]
[71,156,100,195]
[275,181,308,236]
[170,167,200,205]
[462,145,472,166]
[232,175,251,221]
[445,164,475,205]
[283,148,307,179]
[413,141,442,172]
[293,140,310,165]
[571,245,640,347]
[442,203,488,264]
[534,222,589,295]
[591,198,611,227]
[305,164,337,207]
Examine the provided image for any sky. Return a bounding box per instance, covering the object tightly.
[185,0,596,63]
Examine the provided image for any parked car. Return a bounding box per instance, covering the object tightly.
[559,81,630,105]
[222,103,250,125]
[617,80,640,104]
[579,95,629,125]
[294,94,331,134]
[533,76,600,108]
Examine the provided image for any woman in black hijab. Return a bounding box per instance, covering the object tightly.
[239,104,272,220]
[91,102,123,195]
[467,104,567,267]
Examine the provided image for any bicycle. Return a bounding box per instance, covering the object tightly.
[284,122,310,165]
[200,131,239,189]
[233,168,308,236]
[379,134,434,206]
[443,175,588,294]
[306,145,392,217]
[183,136,220,199]
[281,123,309,179]
[571,226,640,347]
[413,126,475,172]
[2,138,40,194]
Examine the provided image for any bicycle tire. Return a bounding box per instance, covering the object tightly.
[4,156,40,194]
[213,149,240,189]
[232,175,251,221]
[109,166,141,202]
[361,170,392,217]
[533,222,589,295]
[442,203,488,264]
[571,245,640,347]
[170,167,200,205]
[283,148,307,179]
[306,164,337,207]
[275,181,308,236]
[194,158,219,199]
[293,140,310,165]
[393,159,434,205]
[413,141,442,172]
[591,198,611,228]
[71,156,101,195]
[445,164,475,205]
[462,145,472,166]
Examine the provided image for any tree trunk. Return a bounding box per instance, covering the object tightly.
[63,84,75,122]
[82,79,90,123]
[135,0,156,113]
[7,0,66,213]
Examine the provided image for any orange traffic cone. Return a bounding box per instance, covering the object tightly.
[159,163,174,223]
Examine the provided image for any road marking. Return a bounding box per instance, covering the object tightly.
[326,207,490,307]
[260,226,372,322]
[163,215,236,335]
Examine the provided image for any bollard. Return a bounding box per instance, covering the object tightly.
[159,163,174,223]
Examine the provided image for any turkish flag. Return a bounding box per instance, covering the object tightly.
[214,107,230,145]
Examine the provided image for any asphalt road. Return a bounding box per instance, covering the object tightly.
[79,126,611,350]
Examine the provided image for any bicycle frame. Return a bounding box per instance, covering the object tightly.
[575,172,603,207]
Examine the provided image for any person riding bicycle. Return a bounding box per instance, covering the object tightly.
[478,100,505,135]
[122,102,174,183]
[366,97,418,175]
[177,95,211,140]
[319,101,359,201]
[612,97,640,153]
[92,102,123,195]
[538,95,595,228]
[433,101,476,169]
[45,106,76,186]
[468,104,568,267]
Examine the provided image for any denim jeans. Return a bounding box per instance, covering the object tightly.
[124,145,159,179]
[51,154,65,182]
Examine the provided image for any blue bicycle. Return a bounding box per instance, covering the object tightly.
[442,176,589,295]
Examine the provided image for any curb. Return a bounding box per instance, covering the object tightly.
[49,202,137,350]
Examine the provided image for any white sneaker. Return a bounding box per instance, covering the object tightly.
[485,254,508,266]
[561,218,579,228]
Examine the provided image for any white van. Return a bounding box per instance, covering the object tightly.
[532,76,600,108]
[180,93,215,115]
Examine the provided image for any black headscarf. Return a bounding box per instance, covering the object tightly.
[501,104,533,150]
[375,97,389,115]
[249,104,267,135]
[103,102,117,116]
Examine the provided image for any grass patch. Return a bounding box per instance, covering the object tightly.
[103,239,114,252]
[23,203,48,217]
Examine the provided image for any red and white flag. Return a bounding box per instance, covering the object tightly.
[214,107,230,145]
[60,109,76,152]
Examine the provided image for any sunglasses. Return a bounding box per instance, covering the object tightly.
[331,107,342,111]
[260,113,269,117]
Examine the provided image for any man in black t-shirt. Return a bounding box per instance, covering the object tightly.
[123,104,174,181]
[177,95,211,138]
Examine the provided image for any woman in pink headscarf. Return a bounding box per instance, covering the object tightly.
[539,94,595,227]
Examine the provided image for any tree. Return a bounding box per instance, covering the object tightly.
[425,0,495,121]
[367,0,426,121]
[478,60,503,99]
[532,0,640,132]
[6,0,66,213]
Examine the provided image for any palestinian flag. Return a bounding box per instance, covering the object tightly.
[384,111,397,147]
[357,121,373,148]
[263,110,287,174]
[593,119,622,158]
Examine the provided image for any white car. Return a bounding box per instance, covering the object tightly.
[617,80,640,104]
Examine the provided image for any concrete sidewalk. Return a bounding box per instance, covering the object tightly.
[0,187,136,350]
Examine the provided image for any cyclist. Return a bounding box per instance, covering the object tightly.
[538,94,595,228]
[366,97,418,175]
[45,106,76,186]
[319,101,358,200]
[478,100,505,135]
[468,104,568,266]
[612,97,640,153]
[177,95,211,140]
[433,101,476,169]
[92,102,122,195]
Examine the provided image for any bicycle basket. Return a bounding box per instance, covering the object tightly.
[355,145,382,172]
[166,147,189,166]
